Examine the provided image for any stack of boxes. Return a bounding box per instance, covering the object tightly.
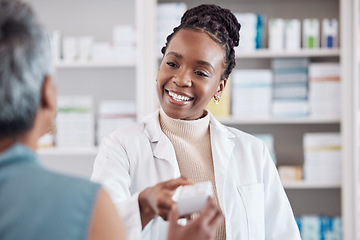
[296,215,342,240]
[38,98,137,149]
[271,58,309,118]
[231,69,272,118]
[111,25,137,62]
[303,132,341,183]
[308,62,341,118]
[96,100,136,145]
[56,96,94,148]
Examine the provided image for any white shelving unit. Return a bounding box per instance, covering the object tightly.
[342,0,359,239]
[235,48,341,58]
[282,181,341,189]
[27,0,143,177]
[218,117,340,125]
[55,60,137,68]
[352,0,360,239]
[37,147,99,156]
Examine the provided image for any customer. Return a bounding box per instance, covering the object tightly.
[92,3,301,240]
[0,1,222,240]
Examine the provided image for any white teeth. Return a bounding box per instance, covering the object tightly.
[168,91,191,101]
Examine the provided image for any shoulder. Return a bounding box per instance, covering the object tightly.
[41,171,102,235]
[209,115,264,147]
[32,169,101,211]
[49,170,101,194]
[22,166,102,212]
[227,126,264,145]
[0,163,101,239]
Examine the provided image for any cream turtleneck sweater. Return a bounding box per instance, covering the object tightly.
[159,108,226,240]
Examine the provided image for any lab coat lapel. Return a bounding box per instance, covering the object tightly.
[142,110,180,177]
[209,114,235,210]
[152,134,177,165]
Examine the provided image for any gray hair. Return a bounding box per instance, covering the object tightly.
[0,0,53,138]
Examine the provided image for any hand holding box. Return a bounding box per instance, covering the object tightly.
[172,181,214,217]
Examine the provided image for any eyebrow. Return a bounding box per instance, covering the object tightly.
[166,51,215,71]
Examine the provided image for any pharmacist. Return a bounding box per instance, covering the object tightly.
[91,3,301,240]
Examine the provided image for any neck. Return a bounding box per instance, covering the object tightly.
[0,131,37,154]
[159,108,210,139]
[0,137,18,153]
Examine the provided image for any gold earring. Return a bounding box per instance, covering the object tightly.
[214,95,220,104]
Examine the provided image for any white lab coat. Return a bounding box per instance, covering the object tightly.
[91,109,301,240]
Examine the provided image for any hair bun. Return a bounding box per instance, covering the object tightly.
[181,4,240,47]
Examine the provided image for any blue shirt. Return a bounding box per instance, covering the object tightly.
[0,144,100,240]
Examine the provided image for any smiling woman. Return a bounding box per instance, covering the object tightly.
[91,4,302,240]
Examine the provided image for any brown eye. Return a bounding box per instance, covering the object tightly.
[166,61,177,68]
[194,70,209,77]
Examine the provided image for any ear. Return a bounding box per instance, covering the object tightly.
[215,79,227,98]
[41,75,57,117]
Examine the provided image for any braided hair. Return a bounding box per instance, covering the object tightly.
[161,4,241,80]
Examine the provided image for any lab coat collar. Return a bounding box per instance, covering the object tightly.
[142,109,162,143]
[142,110,179,175]
[208,113,235,211]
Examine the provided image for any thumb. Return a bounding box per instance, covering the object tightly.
[165,176,193,190]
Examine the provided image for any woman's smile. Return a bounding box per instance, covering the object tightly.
[167,90,194,104]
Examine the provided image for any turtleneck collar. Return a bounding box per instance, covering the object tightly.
[159,108,210,140]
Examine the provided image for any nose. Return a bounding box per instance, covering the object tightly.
[173,69,192,87]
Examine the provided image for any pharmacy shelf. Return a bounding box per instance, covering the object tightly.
[235,48,340,58]
[217,116,340,125]
[158,49,340,60]
[282,181,341,189]
[37,147,99,156]
[55,60,136,68]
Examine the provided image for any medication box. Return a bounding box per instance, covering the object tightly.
[303,19,320,49]
[173,181,213,216]
[322,18,338,48]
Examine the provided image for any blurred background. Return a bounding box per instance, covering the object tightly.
[23,0,360,239]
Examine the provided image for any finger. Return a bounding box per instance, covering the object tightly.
[159,208,173,221]
[168,204,179,226]
[157,198,176,220]
[197,197,219,225]
[208,208,224,229]
[158,201,176,220]
[158,195,176,210]
[164,176,193,190]
[165,177,193,190]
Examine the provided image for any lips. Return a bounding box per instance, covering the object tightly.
[167,90,193,102]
